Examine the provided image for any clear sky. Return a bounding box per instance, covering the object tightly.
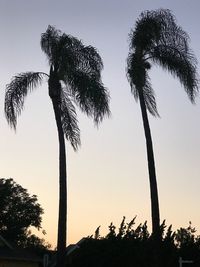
[1,0,200,247]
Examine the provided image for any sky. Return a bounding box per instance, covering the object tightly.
[1,0,200,248]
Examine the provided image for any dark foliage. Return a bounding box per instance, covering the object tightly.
[69,218,200,267]
[0,178,50,250]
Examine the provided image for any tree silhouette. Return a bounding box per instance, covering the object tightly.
[0,178,43,244]
[5,26,110,267]
[126,9,198,239]
[0,178,50,251]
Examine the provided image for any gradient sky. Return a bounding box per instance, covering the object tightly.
[1,0,200,247]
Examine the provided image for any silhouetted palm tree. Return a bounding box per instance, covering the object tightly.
[127,9,198,239]
[5,26,110,267]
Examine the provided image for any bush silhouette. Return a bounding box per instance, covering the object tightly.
[69,217,200,267]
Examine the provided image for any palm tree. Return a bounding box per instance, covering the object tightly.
[127,9,198,240]
[5,26,110,267]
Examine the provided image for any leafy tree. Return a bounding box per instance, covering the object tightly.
[126,9,198,239]
[0,178,49,250]
[21,232,51,252]
[5,26,110,266]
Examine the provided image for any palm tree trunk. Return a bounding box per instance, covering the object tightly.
[138,88,160,239]
[52,99,67,267]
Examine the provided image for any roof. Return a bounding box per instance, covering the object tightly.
[0,247,43,262]
[0,235,43,263]
[49,238,88,267]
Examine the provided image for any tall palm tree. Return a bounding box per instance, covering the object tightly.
[5,26,110,267]
[127,9,198,239]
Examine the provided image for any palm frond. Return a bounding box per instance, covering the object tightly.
[65,71,110,124]
[5,72,47,129]
[77,45,103,77]
[143,80,159,117]
[54,34,103,81]
[130,11,163,52]
[60,90,80,151]
[53,33,82,78]
[56,34,110,123]
[41,25,60,67]
[127,57,159,117]
[150,45,198,103]
[127,52,148,90]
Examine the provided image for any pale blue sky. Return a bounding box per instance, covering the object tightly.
[1,0,200,246]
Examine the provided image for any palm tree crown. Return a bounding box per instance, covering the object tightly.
[127,9,198,115]
[5,25,110,149]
